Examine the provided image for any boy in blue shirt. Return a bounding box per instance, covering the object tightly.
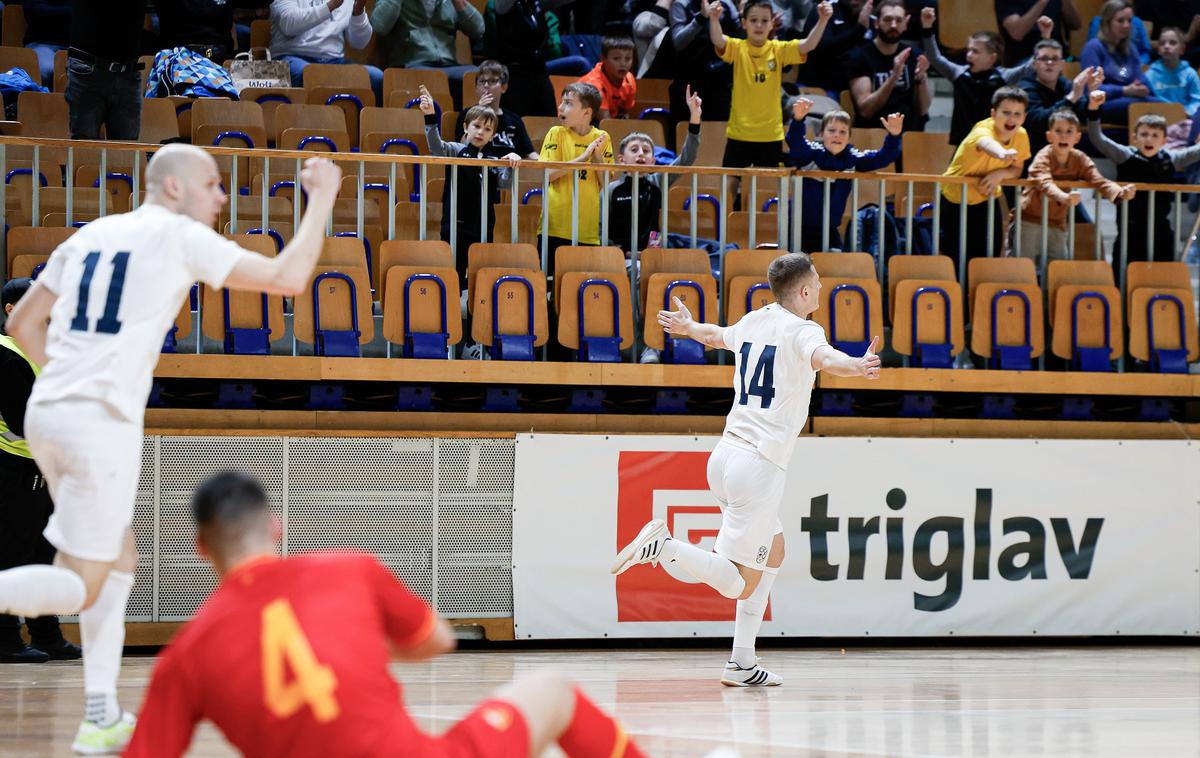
[786,97,903,252]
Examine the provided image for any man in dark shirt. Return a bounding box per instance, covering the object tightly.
[0,279,82,664]
[156,0,265,62]
[23,0,72,88]
[996,0,1081,66]
[799,0,874,92]
[846,0,931,130]
[1020,39,1090,155]
[66,0,144,140]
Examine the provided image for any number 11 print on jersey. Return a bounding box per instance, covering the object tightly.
[70,251,130,334]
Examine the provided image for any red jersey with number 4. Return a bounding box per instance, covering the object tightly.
[124,552,440,758]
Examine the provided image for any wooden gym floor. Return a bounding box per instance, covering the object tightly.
[2,646,1198,756]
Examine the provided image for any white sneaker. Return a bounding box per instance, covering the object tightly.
[720,660,783,687]
[610,519,669,575]
[72,712,136,755]
[639,347,661,364]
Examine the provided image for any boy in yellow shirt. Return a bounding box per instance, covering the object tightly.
[939,86,1031,269]
[706,0,832,176]
[539,82,615,273]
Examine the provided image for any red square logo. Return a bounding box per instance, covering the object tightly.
[615,450,771,623]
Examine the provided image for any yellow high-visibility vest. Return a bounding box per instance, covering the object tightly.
[0,334,38,459]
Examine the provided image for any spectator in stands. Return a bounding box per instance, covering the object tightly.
[538,82,615,269]
[1146,26,1200,115]
[669,0,741,122]
[939,86,1032,267]
[607,84,703,255]
[23,0,71,88]
[269,0,383,103]
[156,0,243,63]
[1011,108,1134,261]
[846,0,931,131]
[579,36,638,119]
[455,60,539,159]
[787,98,903,252]
[1139,0,1200,67]
[487,0,572,118]
[1081,0,1161,122]
[1086,7,1151,63]
[797,0,874,93]
[371,0,485,106]
[65,0,144,140]
[1020,39,1092,154]
[921,7,1052,144]
[0,278,83,666]
[419,86,521,282]
[995,0,1080,67]
[1087,90,1200,272]
[633,0,675,78]
[770,0,815,39]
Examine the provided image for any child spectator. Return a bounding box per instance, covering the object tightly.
[786,98,904,252]
[1087,90,1200,275]
[456,60,538,160]
[1020,40,1093,155]
[539,82,615,269]
[1146,27,1200,116]
[939,86,1032,267]
[1081,0,1160,122]
[419,87,521,280]
[706,0,833,174]
[579,36,638,120]
[1011,108,1134,262]
[607,86,704,255]
[921,7,1053,144]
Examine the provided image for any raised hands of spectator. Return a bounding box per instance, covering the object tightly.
[891,47,912,80]
[1087,90,1106,111]
[417,85,437,115]
[772,10,785,36]
[880,112,905,135]
[686,84,703,122]
[1188,14,1200,41]
[816,1,833,23]
[914,54,930,82]
[859,0,875,29]
[1037,15,1054,38]
[327,0,345,11]
[792,96,814,122]
[352,0,367,14]
[921,7,936,29]
[1070,66,1092,99]
[700,0,724,20]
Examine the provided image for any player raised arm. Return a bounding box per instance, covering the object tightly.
[811,335,882,377]
[221,157,343,296]
[658,295,729,350]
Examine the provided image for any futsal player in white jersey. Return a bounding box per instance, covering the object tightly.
[0,144,342,754]
[612,252,881,686]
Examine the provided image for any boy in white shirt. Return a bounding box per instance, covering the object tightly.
[613,252,881,686]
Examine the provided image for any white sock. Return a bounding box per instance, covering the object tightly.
[659,538,746,599]
[81,570,133,726]
[731,565,778,668]
[0,564,86,617]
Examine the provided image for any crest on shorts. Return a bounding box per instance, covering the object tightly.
[756,546,768,564]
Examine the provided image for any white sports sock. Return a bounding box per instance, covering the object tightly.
[0,564,86,617]
[659,538,746,599]
[731,565,778,668]
[81,570,133,727]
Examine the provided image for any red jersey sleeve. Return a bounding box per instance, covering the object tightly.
[366,558,438,651]
[123,647,200,758]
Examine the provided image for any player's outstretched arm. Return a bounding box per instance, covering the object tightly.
[811,335,881,378]
[222,157,343,296]
[657,295,728,350]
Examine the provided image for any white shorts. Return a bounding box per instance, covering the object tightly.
[24,399,142,563]
[707,438,786,569]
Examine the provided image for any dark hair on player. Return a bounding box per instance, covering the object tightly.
[969,30,1004,57]
[767,252,816,300]
[1047,108,1081,129]
[1135,113,1168,134]
[601,36,635,55]
[192,471,270,541]
[462,105,499,130]
[991,85,1029,108]
[563,82,603,124]
[477,59,509,85]
[1,277,31,335]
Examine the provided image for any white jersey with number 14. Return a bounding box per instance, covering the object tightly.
[720,303,830,470]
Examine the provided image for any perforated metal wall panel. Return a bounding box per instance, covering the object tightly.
[124,436,514,621]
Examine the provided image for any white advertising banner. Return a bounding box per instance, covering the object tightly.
[512,436,1200,639]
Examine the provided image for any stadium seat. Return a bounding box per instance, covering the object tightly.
[73,166,134,213]
[725,212,782,249]
[302,63,374,144]
[378,239,454,303]
[492,205,542,246]
[250,18,271,49]
[7,225,73,276]
[1051,284,1123,370]
[810,251,876,279]
[470,266,549,360]
[642,271,719,363]
[811,276,884,356]
[467,242,541,310]
[0,46,42,83]
[966,257,1038,318]
[17,91,68,139]
[275,103,349,153]
[221,196,294,235]
[1125,262,1199,372]
[360,106,425,151]
[200,235,285,355]
[638,247,710,314]
[293,264,374,356]
[1,8,26,48]
[10,254,49,280]
[899,132,957,209]
[549,75,574,107]
[390,201,445,238]
[339,174,406,218]
[739,172,784,212]
[722,248,777,325]
[139,97,181,144]
[1046,260,1114,331]
[938,0,998,49]
[1128,102,1188,140]
[970,282,1045,369]
[241,87,307,142]
[523,116,559,153]
[666,185,722,241]
[557,270,633,362]
[888,253,956,322]
[163,295,194,353]
[191,99,266,147]
[553,246,626,312]
[638,78,671,111]
[320,235,373,283]
[665,208,720,242]
[382,264,463,358]
[11,187,106,228]
[384,68,451,111]
[891,278,965,367]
